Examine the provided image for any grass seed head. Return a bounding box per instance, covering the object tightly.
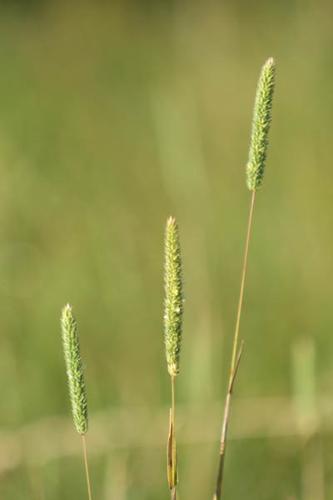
[164,217,184,377]
[246,57,276,191]
[61,304,88,435]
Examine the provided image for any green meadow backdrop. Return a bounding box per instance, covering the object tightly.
[0,1,333,498]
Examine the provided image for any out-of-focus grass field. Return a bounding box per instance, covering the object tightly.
[0,0,333,498]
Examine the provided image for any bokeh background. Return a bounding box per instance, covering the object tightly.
[0,0,333,498]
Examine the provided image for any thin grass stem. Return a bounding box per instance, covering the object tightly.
[171,376,175,427]
[230,190,256,373]
[213,190,256,500]
[81,434,93,500]
[168,375,177,500]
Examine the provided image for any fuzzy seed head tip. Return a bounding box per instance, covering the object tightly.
[164,217,184,377]
[167,215,176,227]
[246,57,276,191]
[62,303,72,317]
[61,304,88,435]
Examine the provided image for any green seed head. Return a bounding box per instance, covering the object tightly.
[246,57,276,191]
[61,304,88,435]
[164,217,184,377]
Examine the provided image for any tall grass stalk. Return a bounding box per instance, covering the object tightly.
[213,57,276,500]
[81,434,93,500]
[61,304,93,500]
[164,217,184,500]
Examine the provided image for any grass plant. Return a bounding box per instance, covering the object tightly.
[213,57,276,500]
[61,304,93,500]
[164,216,184,500]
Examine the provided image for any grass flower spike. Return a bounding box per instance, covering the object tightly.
[61,304,93,499]
[61,304,88,435]
[164,216,184,500]
[246,57,276,191]
[164,216,184,377]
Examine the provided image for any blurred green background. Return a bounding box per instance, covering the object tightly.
[0,0,333,498]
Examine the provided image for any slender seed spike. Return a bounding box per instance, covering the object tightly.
[246,57,276,191]
[61,304,88,435]
[164,217,184,377]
